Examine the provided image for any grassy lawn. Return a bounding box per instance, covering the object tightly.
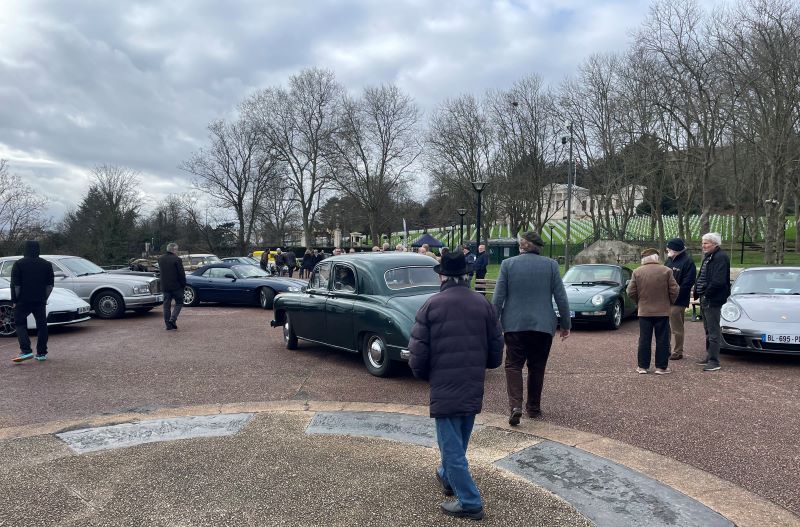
[483,249,800,279]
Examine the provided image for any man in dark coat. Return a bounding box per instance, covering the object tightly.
[283,249,297,278]
[10,240,54,362]
[473,244,489,279]
[274,249,285,276]
[409,251,504,521]
[157,243,186,330]
[259,250,269,272]
[664,238,696,360]
[693,233,730,372]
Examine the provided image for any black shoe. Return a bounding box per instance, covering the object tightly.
[440,501,484,520]
[509,408,522,426]
[527,409,542,418]
[436,472,454,496]
[669,353,683,360]
[168,320,177,330]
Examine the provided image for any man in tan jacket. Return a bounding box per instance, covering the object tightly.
[627,248,680,374]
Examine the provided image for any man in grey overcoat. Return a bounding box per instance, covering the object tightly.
[492,231,571,425]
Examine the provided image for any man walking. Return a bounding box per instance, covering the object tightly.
[409,251,504,521]
[664,238,696,360]
[693,233,730,372]
[492,232,570,425]
[627,248,679,374]
[10,240,54,363]
[462,245,477,286]
[274,249,285,276]
[158,243,186,331]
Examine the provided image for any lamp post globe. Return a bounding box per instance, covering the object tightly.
[457,208,467,246]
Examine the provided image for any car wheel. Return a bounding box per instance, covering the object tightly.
[0,301,17,337]
[362,333,393,377]
[283,313,298,350]
[607,299,623,330]
[259,287,275,309]
[183,286,200,307]
[133,307,153,314]
[93,290,125,319]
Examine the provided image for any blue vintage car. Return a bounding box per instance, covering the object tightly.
[270,253,440,377]
[184,263,305,309]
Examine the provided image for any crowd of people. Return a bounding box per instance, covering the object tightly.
[408,230,731,519]
[8,230,732,521]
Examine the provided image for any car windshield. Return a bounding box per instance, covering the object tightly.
[384,266,440,290]
[233,265,269,278]
[563,266,619,285]
[0,277,9,287]
[191,255,221,265]
[732,270,800,295]
[60,257,105,276]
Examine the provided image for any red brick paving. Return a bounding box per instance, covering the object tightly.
[1,306,798,515]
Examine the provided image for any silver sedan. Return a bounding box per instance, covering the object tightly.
[720,267,800,356]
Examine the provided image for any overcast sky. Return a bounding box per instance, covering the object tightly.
[0,0,726,222]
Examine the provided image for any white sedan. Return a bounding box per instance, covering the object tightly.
[0,278,91,337]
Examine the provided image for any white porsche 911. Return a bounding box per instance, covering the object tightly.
[0,277,91,337]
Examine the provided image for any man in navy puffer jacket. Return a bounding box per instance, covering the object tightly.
[409,251,504,521]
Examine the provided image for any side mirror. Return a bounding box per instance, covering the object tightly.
[625,279,631,287]
[54,271,66,278]
[224,273,236,280]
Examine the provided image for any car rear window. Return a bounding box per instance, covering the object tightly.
[384,266,440,290]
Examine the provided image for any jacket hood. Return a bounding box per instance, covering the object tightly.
[24,240,40,258]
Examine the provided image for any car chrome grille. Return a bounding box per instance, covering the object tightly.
[149,279,161,293]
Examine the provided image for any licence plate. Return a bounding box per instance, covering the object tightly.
[762,334,800,344]
[156,294,164,302]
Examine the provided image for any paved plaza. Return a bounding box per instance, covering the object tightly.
[1,306,799,526]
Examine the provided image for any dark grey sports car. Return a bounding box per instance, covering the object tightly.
[184,263,305,309]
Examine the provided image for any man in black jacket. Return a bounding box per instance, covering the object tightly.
[664,238,696,360]
[158,243,186,330]
[283,249,296,278]
[11,240,54,362]
[693,233,730,372]
[409,251,504,521]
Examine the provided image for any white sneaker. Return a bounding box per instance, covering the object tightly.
[654,368,671,375]
[636,367,648,374]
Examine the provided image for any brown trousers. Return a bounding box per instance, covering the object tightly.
[504,331,554,415]
[669,305,685,355]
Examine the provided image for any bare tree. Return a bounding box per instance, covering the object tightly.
[486,76,562,234]
[0,159,48,251]
[258,173,298,246]
[181,117,278,255]
[713,0,800,263]
[427,94,499,244]
[244,67,343,246]
[637,0,728,236]
[329,84,421,244]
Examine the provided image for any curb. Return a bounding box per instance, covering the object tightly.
[1,400,798,527]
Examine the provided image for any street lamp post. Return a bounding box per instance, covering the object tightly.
[548,225,554,259]
[457,208,467,246]
[561,123,575,271]
[471,181,487,251]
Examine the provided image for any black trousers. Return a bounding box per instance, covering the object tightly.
[163,288,184,325]
[15,301,48,356]
[504,331,553,414]
[638,316,671,369]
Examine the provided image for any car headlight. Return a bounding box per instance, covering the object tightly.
[591,294,604,306]
[287,286,301,292]
[132,285,151,295]
[721,302,741,322]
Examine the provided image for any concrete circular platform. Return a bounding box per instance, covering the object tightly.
[2,401,797,527]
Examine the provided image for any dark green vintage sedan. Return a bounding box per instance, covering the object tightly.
[555,264,637,330]
[270,253,441,377]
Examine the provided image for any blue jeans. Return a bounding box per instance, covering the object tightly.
[435,415,482,510]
